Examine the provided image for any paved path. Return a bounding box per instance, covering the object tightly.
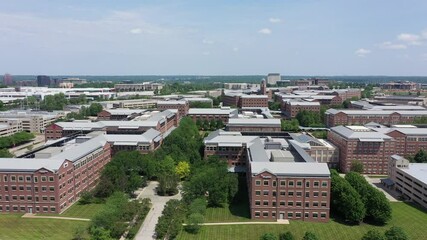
[22,213,90,221]
[135,181,182,240]
[364,175,400,202]
[184,221,290,226]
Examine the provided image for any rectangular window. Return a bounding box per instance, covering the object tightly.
[48,177,54,182]
[314,181,320,187]
[34,177,38,183]
[255,211,260,217]
[11,176,16,182]
[263,190,269,196]
[255,201,260,206]
[306,181,310,188]
[280,180,286,186]
[263,180,269,186]
[263,212,269,217]
[255,180,261,186]
[263,201,269,206]
[272,181,277,187]
[297,181,302,187]
[18,176,24,182]
[255,190,261,196]
[322,181,328,187]
[288,181,294,187]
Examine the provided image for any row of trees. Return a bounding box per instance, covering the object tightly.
[195,119,224,131]
[65,103,103,120]
[331,170,392,225]
[87,192,151,239]
[281,119,299,132]
[155,199,187,240]
[362,227,408,240]
[345,172,392,225]
[260,231,319,240]
[409,149,427,163]
[295,110,324,127]
[0,131,35,149]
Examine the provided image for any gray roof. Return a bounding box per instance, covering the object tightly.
[188,108,237,115]
[251,162,330,177]
[104,109,147,115]
[326,109,427,116]
[330,125,393,140]
[227,118,281,126]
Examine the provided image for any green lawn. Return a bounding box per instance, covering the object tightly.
[0,214,89,240]
[205,203,251,223]
[177,202,427,240]
[38,203,105,219]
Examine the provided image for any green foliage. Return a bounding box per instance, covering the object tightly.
[158,173,180,196]
[345,172,392,225]
[88,103,103,116]
[185,213,204,234]
[89,226,113,240]
[296,110,323,127]
[155,199,186,240]
[413,116,427,124]
[183,156,238,207]
[176,161,191,180]
[0,131,35,148]
[269,101,281,111]
[343,99,351,108]
[302,231,319,240]
[78,82,115,88]
[384,227,408,240]
[310,131,328,139]
[281,119,299,132]
[159,82,217,95]
[188,198,208,216]
[279,231,295,240]
[0,149,13,158]
[413,149,427,163]
[331,170,366,224]
[351,160,364,174]
[189,101,212,108]
[94,151,144,198]
[260,233,278,240]
[72,225,86,240]
[90,192,149,239]
[79,191,94,205]
[362,229,386,240]
[41,93,69,111]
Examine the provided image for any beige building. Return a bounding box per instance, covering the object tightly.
[289,133,339,168]
[0,119,23,137]
[0,111,64,133]
[388,155,427,209]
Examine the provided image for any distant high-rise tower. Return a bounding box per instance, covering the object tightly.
[3,73,13,86]
[260,79,267,95]
[267,73,280,85]
[37,75,51,87]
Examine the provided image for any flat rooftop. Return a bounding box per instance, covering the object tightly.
[400,163,427,185]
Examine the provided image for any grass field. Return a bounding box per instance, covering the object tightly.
[177,202,427,240]
[0,214,89,240]
[38,203,105,219]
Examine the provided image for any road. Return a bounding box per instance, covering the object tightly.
[135,181,182,240]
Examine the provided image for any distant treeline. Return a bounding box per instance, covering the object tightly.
[11,75,427,84]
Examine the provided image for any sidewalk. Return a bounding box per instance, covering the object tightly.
[183,220,290,226]
[22,213,90,222]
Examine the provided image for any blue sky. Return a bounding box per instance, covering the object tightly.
[0,0,426,75]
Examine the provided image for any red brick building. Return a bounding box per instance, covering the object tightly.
[222,92,269,108]
[97,109,146,121]
[157,100,189,119]
[325,109,427,127]
[45,110,178,140]
[328,126,395,174]
[282,100,320,118]
[249,162,331,222]
[0,135,112,214]
[203,130,331,222]
[188,107,238,124]
[226,118,281,133]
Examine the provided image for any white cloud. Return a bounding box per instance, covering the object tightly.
[269,18,281,23]
[355,48,371,57]
[379,41,407,50]
[258,28,272,35]
[130,28,142,34]
[397,33,422,45]
[202,39,214,44]
[202,51,210,55]
[232,47,239,52]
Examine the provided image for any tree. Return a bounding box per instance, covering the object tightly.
[155,199,186,240]
[72,225,86,240]
[281,119,299,132]
[345,172,392,225]
[158,173,179,196]
[202,120,210,130]
[330,170,366,224]
[188,198,207,215]
[384,227,408,240]
[343,99,351,108]
[216,120,224,129]
[279,231,295,240]
[89,226,113,240]
[350,160,364,173]
[79,191,94,205]
[413,149,427,163]
[88,103,103,116]
[0,149,13,158]
[175,161,190,180]
[362,229,385,240]
[302,231,319,240]
[295,110,322,127]
[260,233,277,240]
[184,213,204,234]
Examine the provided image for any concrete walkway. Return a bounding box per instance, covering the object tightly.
[22,213,90,221]
[364,175,400,202]
[184,220,290,226]
[134,181,182,240]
